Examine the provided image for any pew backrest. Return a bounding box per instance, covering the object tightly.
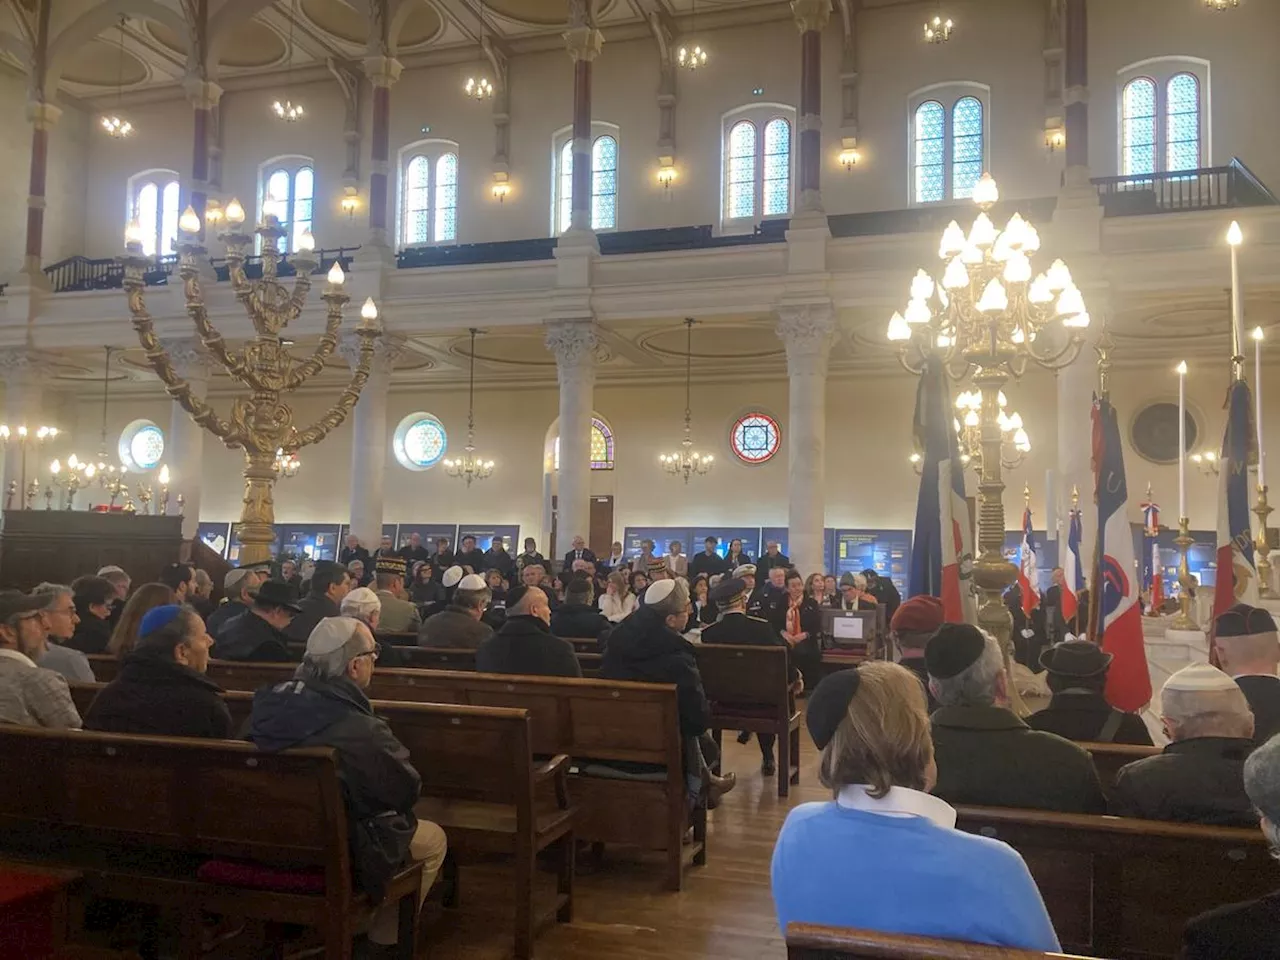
[1078,741,1160,790]
[694,643,791,710]
[786,923,1093,959]
[69,682,255,733]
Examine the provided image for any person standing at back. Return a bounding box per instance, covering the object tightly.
[1213,603,1280,746]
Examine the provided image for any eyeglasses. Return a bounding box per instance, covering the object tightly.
[353,642,382,663]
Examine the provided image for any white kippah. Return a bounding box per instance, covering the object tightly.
[645,579,677,605]
[341,587,380,612]
[1163,663,1237,693]
[458,573,487,591]
[306,616,361,657]
[732,564,756,578]
[442,565,465,588]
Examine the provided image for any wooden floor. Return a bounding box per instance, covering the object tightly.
[418,729,829,960]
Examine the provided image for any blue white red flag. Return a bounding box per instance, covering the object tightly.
[1091,395,1151,712]
[1019,505,1039,616]
[1063,505,1083,623]
[908,357,976,623]
[1213,379,1259,623]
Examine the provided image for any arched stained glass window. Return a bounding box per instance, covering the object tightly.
[435,153,458,242]
[762,118,792,216]
[730,412,782,465]
[404,155,430,244]
[727,120,757,219]
[552,417,615,471]
[591,136,618,230]
[261,162,315,252]
[914,101,946,204]
[1122,77,1157,176]
[1166,73,1200,172]
[128,171,181,258]
[951,97,984,199]
[399,144,460,246]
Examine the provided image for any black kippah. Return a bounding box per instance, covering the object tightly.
[1215,603,1278,638]
[924,622,987,680]
[805,668,862,750]
[505,585,532,610]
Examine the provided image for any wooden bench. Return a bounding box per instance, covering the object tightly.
[695,643,801,797]
[85,655,118,683]
[786,923,1096,959]
[372,700,574,959]
[68,682,255,733]
[1079,741,1160,792]
[0,726,424,960]
[954,805,1273,958]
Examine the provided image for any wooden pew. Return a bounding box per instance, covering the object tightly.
[954,805,1273,958]
[695,644,801,797]
[1079,741,1160,792]
[68,682,255,733]
[786,923,1096,959]
[85,655,118,683]
[372,700,575,959]
[0,726,425,960]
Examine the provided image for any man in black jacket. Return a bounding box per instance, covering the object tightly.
[428,537,455,581]
[247,617,447,955]
[454,535,487,575]
[216,580,301,662]
[478,586,581,678]
[84,604,231,738]
[208,566,266,639]
[560,535,597,578]
[701,577,799,776]
[67,575,117,655]
[398,532,433,569]
[285,561,350,643]
[755,542,791,581]
[1028,639,1152,745]
[863,569,901,624]
[338,534,372,570]
[1214,603,1280,746]
[1111,663,1258,827]
[689,537,730,583]
[549,577,610,640]
[482,536,515,583]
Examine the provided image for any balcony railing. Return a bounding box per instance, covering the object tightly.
[1092,158,1278,216]
[41,248,359,294]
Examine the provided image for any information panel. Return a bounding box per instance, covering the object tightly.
[457,525,520,556]
[338,523,399,549]
[277,524,343,561]
[622,527,694,563]
[197,522,231,558]
[690,527,761,563]
[831,529,913,598]
[395,524,459,551]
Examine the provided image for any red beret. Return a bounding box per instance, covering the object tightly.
[891,595,945,634]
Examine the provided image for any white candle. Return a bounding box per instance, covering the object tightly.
[1177,361,1188,519]
[1255,327,1266,488]
[1228,222,1244,363]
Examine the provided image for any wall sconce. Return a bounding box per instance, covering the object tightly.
[838,137,861,172]
[656,156,677,191]
[491,172,512,203]
[340,186,360,220]
[1044,122,1066,154]
[204,199,224,228]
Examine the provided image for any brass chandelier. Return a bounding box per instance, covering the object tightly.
[660,318,714,482]
[910,388,1031,476]
[121,199,381,564]
[443,328,495,486]
[888,173,1089,709]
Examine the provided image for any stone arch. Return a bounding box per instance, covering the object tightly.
[46,1,189,92]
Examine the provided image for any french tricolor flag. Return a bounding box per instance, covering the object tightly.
[1063,505,1083,623]
[1213,379,1259,626]
[1019,505,1039,617]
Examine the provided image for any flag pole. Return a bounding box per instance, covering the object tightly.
[1087,323,1114,645]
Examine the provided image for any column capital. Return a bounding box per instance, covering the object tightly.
[25,101,60,130]
[363,55,403,88]
[776,303,837,372]
[160,338,215,380]
[791,0,832,33]
[182,78,223,110]
[545,320,601,374]
[563,26,603,63]
[0,347,50,382]
[339,330,407,375]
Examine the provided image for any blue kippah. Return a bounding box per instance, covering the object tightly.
[139,604,183,638]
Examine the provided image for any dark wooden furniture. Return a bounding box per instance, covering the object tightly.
[0,726,424,960]
[954,804,1274,958]
[0,862,81,960]
[281,644,604,677]
[786,923,1094,959]
[0,511,182,591]
[695,644,801,797]
[374,700,574,959]
[70,681,254,732]
[1080,741,1160,792]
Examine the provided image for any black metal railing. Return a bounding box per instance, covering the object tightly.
[41,247,359,294]
[1092,158,1278,216]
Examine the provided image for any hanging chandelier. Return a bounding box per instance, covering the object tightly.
[464,0,495,100]
[660,318,714,482]
[443,328,495,486]
[274,448,301,478]
[677,0,709,70]
[923,10,954,43]
[1204,0,1239,8]
[100,17,134,138]
[272,0,304,121]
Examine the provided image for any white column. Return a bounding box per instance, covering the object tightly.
[341,333,405,548]
[0,350,49,506]
[1057,347,1096,565]
[546,320,598,548]
[162,340,212,540]
[777,304,836,575]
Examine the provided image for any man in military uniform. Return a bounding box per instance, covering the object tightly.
[373,556,422,634]
[701,577,801,777]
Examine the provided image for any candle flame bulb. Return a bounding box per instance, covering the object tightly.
[1177,360,1188,375]
[361,297,379,321]
[158,465,170,485]
[225,198,246,225]
[178,206,201,235]
[327,262,345,285]
[1227,221,1243,246]
[1253,327,1265,341]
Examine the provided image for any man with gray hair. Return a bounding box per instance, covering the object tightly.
[248,617,447,956]
[1110,663,1257,826]
[1182,732,1280,956]
[926,622,1105,813]
[30,583,95,683]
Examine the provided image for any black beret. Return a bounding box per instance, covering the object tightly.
[710,577,747,605]
[1215,603,1278,639]
[924,622,987,680]
[805,668,862,750]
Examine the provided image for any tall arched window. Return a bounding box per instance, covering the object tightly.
[259,158,315,252]
[910,87,989,204]
[128,171,180,257]
[721,105,795,226]
[553,128,620,234]
[552,416,615,471]
[398,140,461,246]
[1118,59,1207,177]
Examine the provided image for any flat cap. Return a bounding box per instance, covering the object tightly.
[0,592,46,624]
[924,622,987,680]
[710,577,747,605]
[1039,638,1112,677]
[805,668,863,750]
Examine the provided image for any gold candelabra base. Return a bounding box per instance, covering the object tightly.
[1256,485,1275,599]
[1170,517,1199,631]
[973,548,1029,717]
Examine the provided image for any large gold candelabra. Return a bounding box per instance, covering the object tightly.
[889,173,1090,713]
[121,201,381,564]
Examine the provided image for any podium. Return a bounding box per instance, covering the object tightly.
[0,510,182,591]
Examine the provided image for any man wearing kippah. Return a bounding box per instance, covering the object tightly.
[1213,603,1280,746]
[418,573,494,650]
[1110,663,1258,826]
[926,622,1106,814]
